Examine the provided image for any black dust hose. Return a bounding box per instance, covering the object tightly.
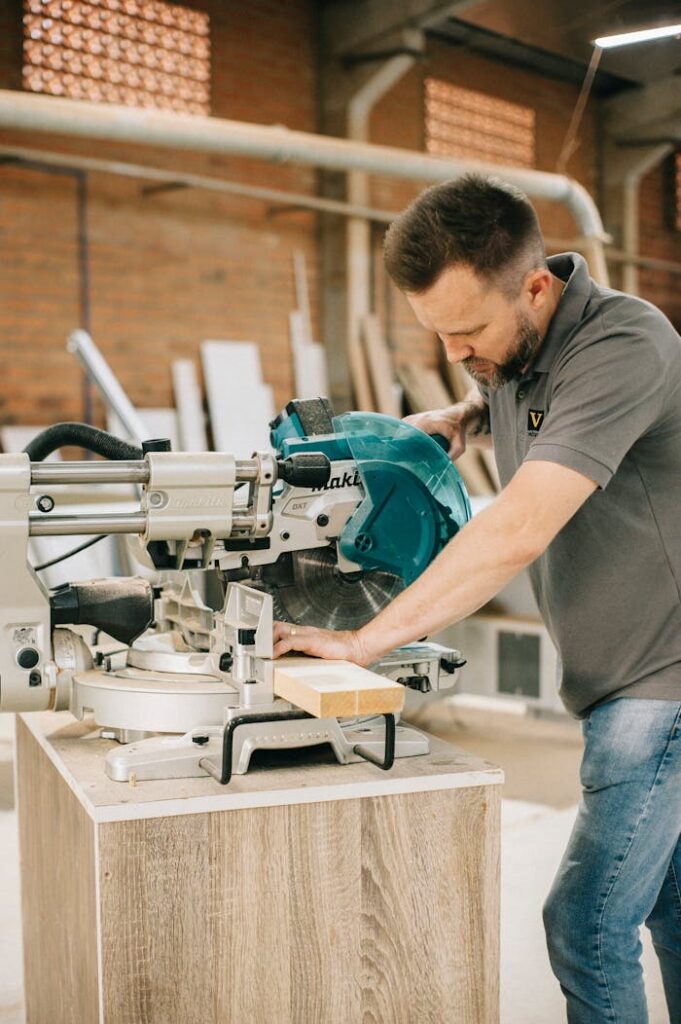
[23,422,143,462]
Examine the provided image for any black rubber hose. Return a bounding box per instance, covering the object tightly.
[23,422,143,462]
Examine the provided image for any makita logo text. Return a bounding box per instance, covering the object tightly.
[312,469,361,492]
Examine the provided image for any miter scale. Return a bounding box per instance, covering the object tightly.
[0,399,470,783]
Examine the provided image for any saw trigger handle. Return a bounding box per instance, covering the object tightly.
[277,452,331,489]
[430,433,450,453]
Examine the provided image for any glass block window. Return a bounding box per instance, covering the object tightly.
[23,0,210,115]
[425,78,535,168]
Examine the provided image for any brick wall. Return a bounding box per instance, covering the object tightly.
[638,158,681,331]
[367,37,601,371]
[0,4,679,431]
[0,0,319,430]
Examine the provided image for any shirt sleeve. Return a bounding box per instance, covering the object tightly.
[524,326,667,489]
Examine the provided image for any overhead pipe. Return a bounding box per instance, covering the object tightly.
[620,143,672,295]
[0,90,608,248]
[346,49,419,410]
[0,142,395,223]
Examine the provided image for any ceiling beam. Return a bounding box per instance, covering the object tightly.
[603,74,681,144]
[322,0,479,58]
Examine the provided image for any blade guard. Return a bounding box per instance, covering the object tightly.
[333,413,471,586]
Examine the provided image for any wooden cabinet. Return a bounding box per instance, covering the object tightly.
[16,712,502,1024]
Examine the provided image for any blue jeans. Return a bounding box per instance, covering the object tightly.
[543,698,681,1023]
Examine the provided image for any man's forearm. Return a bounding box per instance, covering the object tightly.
[356,489,538,663]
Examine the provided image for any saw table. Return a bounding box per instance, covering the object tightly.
[17,710,503,1024]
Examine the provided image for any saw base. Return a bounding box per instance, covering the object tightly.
[105,717,429,782]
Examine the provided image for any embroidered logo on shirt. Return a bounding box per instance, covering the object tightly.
[528,409,544,433]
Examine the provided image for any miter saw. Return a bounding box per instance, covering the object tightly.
[0,398,471,783]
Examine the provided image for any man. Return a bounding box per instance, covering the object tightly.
[273,175,681,1024]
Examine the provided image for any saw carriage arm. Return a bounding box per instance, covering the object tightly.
[0,440,331,715]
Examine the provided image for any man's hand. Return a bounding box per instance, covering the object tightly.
[404,396,490,460]
[273,621,370,664]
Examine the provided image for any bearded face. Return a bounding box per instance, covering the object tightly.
[462,311,542,389]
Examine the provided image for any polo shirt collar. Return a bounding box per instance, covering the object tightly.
[530,252,594,374]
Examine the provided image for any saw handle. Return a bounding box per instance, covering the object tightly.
[430,433,450,453]
[277,452,331,489]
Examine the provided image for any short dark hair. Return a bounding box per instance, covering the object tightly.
[383,174,547,296]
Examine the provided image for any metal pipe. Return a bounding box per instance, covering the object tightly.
[0,143,395,223]
[606,247,681,276]
[621,144,672,295]
[0,90,608,241]
[29,512,147,536]
[30,458,261,484]
[346,51,418,409]
[30,461,150,485]
[67,329,150,442]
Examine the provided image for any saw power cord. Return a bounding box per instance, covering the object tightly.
[32,534,107,572]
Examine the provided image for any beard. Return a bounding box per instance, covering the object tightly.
[463,313,542,390]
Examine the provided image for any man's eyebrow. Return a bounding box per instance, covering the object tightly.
[439,323,487,336]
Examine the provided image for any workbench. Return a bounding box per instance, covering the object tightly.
[16,711,503,1024]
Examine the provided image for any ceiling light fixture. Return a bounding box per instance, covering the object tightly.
[594,23,681,49]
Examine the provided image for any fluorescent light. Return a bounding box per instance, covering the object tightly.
[594,23,681,48]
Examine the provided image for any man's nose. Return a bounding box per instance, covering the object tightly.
[443,341,474,363]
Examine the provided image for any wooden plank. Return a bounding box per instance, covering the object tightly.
[293,249,314,346]
[481,449,502,491]
[273,656,404,718]
[16,718,99,1024]
[201,340,274,453]
[361,313,401,418]
[289,310,328,398]
[172,358,208,452]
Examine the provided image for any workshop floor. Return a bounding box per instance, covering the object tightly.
[0,704,670,1024]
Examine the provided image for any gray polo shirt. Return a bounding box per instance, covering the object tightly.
[483,252,681,717]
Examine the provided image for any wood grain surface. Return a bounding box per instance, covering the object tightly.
[274,656,405,718]
[24,712,502,817]
[98,786,500,1024]
[18,714,501,1024]
[16,717,100,1024]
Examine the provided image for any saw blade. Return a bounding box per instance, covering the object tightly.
[270,548,404,630]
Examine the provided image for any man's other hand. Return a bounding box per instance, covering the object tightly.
[273,621,369,664]
[403,405,469,460]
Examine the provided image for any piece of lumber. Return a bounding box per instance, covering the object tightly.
[441,356,475,404]
[274,656,405,718]
[201,340,273,453]
[289,310,328,398]
[480,449,502,491]
[361,313,401,418]
[293,249,314,346]
[172,358,208,452]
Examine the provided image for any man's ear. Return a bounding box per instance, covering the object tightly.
[523,268,553,310]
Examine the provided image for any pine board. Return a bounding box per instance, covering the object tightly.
[273,656,405,717]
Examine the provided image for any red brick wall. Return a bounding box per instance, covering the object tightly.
[0,4,679,431]
[367,37,600,372]
[638,158,681,331]
[0,0,319,429]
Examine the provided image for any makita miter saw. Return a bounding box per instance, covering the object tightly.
[0,398,470,783]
